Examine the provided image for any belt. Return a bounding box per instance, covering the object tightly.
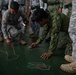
[48,2,60,6]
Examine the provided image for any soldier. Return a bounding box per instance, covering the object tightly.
[29,0,47,42]
[60,0,76,73]
[2,1,28,46]
[43,0,63,42]
[29,8,72,60]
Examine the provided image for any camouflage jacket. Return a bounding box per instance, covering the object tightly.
[36,13,70,53]
[2,9,27,39]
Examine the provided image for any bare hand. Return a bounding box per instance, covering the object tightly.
[40,52,53,59]
[6,38,11,44]
[5,38,13,48]
[29,42,38,49]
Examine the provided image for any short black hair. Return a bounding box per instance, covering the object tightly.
[31,8,49,22]
[10,1,19,10]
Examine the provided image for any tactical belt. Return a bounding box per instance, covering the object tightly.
[48,2,60,6]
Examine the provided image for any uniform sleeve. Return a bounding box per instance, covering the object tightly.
[48,14,61,53]
[2,11,9,39]
[36,23,49,44]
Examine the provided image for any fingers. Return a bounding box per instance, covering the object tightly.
[28,43,37,49]
[40,53,49,59]
[40,53,52,59]
[28,44,35,49]
[6,38,11,45]
[28,45,33,49]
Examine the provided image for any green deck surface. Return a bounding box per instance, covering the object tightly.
[0,32,76,75]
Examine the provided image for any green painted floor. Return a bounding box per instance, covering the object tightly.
[0,32,76,75]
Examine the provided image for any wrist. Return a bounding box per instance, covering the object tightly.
[48,51,53,55]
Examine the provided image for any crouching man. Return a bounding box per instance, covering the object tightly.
[2,1,28,46]
[29,8,72,62]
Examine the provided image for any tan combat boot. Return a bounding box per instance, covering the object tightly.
[64,55,74,63]
[60,62,76,73]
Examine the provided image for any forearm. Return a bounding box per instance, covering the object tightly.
[36,24,49,44]
[48,33,59,53]
[2,23,8,39]
[36,37,43,44]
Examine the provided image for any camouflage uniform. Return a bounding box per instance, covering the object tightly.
[64,0,72,17]
[42,0,63,42]
[2,9,27,44]
[68,0,76,61]
[36,12,72,55]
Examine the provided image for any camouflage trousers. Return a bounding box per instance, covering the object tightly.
[6,22,26,44]
[69,33,76,61]
[68,7,76,61]
[57,32,72,56]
